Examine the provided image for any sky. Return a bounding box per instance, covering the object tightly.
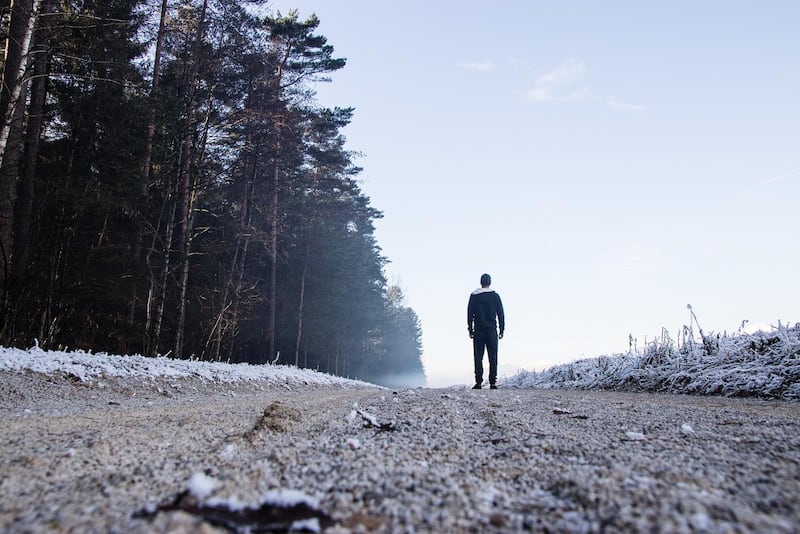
[268,1,800,387]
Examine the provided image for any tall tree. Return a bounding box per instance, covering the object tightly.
[0,0,40,165]
[0,0,40,295]
[260,11,345,362]
[127,0,168,330]
[7,0,53,326]
[11,0,147,349]
[173,0,209,358]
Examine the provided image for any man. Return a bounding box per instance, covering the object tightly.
[467,273,505,389]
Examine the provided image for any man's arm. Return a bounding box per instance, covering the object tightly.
[496,294,505,338]
[467,294,474,338]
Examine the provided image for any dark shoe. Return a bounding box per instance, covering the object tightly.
[472,384,482,389]
[489,384,498,389]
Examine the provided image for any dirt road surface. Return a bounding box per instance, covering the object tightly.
[1,371,798,532]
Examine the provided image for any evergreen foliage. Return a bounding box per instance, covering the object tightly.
[0,2,425,387]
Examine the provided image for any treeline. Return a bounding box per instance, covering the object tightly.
[0,0,425,387]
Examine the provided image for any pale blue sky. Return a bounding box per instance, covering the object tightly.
[270,1,799,386]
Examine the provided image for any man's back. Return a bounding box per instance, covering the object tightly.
[468,288,505,332]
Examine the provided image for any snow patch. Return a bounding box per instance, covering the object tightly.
[261,489,319,509]
[187,473,217,500]
[0,346,379,389]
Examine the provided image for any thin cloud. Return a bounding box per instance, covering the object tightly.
[456,60,496,73]
[527,60,643,111]
[608,97,644,112]
[537,58,586,86]
[752,166,800,190]
[528,58,590,102]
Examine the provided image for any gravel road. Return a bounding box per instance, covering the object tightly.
[1,370,799,533]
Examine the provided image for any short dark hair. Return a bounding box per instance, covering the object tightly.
[480,273,491,286]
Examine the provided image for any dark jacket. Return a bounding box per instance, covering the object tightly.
[467,288,505,335]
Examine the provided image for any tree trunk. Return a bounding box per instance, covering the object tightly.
[294,244,309,366]
[221,149,256,362]
[202,127,256,361]
[263,39,293,365]
[10,0,50,296]
[0,0,41,266]
[143,193,169,354]
[266,141,280,364]
[128,0,169,329]
[173,0,208,358]
[138,0,168,198]
[0,78,26,331]
[174,189,194,358]
[151,192,176,356]
[0,0,41,165]
[335,333,340,376]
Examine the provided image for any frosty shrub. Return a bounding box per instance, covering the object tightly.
[504,321,800,399]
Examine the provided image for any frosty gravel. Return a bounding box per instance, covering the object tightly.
[2,360,799,533]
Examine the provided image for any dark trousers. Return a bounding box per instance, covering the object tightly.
[473,328,498,385]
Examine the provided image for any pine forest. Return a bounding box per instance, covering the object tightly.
[0,0,426,387]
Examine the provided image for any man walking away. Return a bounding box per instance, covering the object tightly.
[467,273,505,389]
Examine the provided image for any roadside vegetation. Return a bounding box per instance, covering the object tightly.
[506,308,800,399]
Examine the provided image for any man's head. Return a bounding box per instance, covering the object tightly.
[480,273,491,287]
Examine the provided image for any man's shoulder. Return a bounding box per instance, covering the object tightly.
[471,288,495,296]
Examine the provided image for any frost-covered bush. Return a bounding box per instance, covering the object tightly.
[504,321,800,399]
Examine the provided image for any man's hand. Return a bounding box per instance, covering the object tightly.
[499,332,504,339]
[468,330,474,339]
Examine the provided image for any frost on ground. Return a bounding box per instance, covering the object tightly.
[1,331,800,532]
[0,345,374,390]
[505,321,800,399]
[2,372,799,533]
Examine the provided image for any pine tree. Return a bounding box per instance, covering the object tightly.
[261,11,345,362]
[0,5,427,387]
